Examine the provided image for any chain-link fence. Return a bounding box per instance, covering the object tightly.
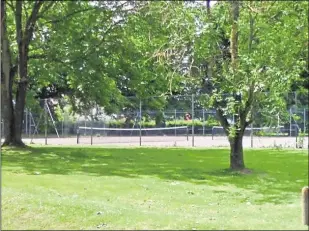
[1,93,307,148]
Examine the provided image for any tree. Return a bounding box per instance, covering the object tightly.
[1,1,187,146]
[1,1,146,146]
[1,1,54,146]
[156,1,308,169]
[198,1,307,169]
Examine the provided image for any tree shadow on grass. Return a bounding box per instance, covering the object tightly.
[2,147,308,204]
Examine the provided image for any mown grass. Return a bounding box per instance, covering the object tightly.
[1,147,308,230]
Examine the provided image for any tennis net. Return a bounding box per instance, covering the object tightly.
[211,125,294,139]
[77,126,190,145]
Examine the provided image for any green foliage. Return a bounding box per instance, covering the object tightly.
[228,126,237,139]
[107,118,219,128]
[157,1,308,140]
[22,1,189,115]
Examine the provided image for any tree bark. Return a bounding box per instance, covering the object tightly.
[229,132,245,170]
[1,1,21,146]
[1,1,43,147]
[228,1,245,170]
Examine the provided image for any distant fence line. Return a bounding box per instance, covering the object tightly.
[0,93,308,148]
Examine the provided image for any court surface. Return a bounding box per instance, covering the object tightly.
[12,135,309,148]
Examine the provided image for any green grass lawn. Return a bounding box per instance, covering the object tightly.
[2,146,308,230]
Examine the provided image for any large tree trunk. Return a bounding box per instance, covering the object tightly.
[1,81,17,146]
[1,1,23,146]
[1,1,44,147]
[229,132,245,170]
[229,1,244,170]
[216,108,246,170]
[13,82,28,146]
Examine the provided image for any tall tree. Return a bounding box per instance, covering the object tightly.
[1,1,146,146]
[202,1,307,169]
[1,1,53,146]
[155,1,308,169]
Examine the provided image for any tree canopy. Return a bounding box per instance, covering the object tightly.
[1,1,308,169]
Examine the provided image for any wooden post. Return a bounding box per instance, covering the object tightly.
[302,186,309,226]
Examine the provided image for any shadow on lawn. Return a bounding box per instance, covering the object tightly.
[2,147,308,204]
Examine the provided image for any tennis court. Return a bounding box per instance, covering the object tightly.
[16,135,308,148]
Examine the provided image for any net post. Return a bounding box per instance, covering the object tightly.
[139,99,142,146]
[191,94,195,147]
[77,128,80,144]
[212,127,214,140]
[44,99,48,145]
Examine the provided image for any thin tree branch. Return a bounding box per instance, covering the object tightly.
[15,1,23,46]
[6,0,15,12]
[79,19,126,62]
[22,2,29,22]
[215,107,230,136]
[43,7,97,24]
[37,1,56,19]
[24,0,44,47]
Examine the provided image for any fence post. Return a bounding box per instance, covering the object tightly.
[186,127,189,141]
[62,115,64,137]
[303,108,306,133]
[202,108,205,136]
[250,122,253,148]
[174,109,177,137]
[91,116,93,145]
[191,94,195,147]
[277,112,280,135]
[250,109,254,148]
[25,108,28,137]
[44,99,48,145]
[28,110,31,138]
[139,99,142,146]
[290,108,292,137]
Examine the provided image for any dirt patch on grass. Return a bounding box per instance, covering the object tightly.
[239,168,253,175]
